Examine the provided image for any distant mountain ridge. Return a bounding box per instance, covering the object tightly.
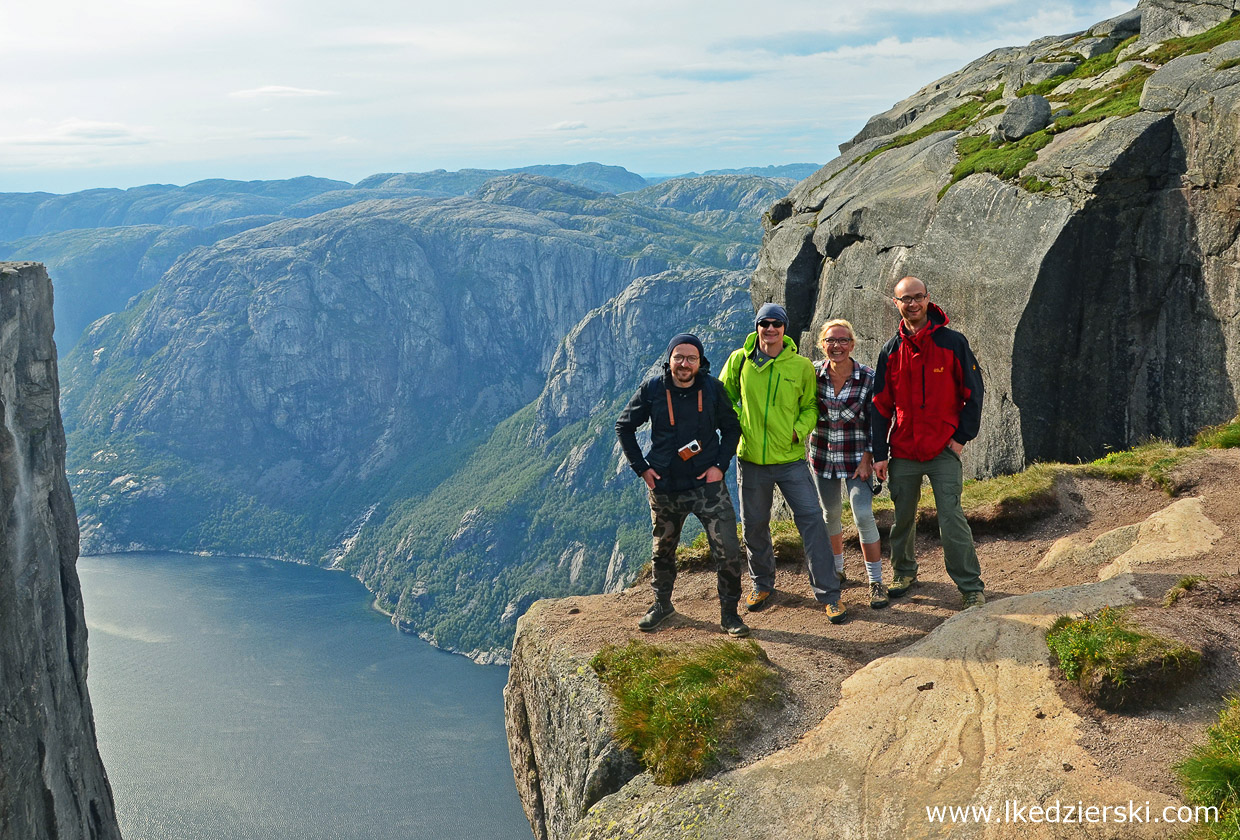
[57,170,776,659]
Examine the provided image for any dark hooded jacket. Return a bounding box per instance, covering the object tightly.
[870,302,984,463]
[615,355,741,493]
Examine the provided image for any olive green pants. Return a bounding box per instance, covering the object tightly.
[887,448,983,593]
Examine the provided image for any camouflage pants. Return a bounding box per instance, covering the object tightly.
[648,480,743,605]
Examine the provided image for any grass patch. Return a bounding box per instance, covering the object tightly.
[945,130,1053,195]
[590,639,780,784]
[1052,66,1153,131]
[1078,438,1199,492]
[1176,694,1240,839]
[1219,57,1240,71]
[1196,416,1240,449]
[1165,576,1207,608]
[1145,15,1240,66]
[1046,606,1202,709]
[859,99,988,165]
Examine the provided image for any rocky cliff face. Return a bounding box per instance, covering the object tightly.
[756,0,1240,478]
[0,262,120,839]
[59,174,761,658]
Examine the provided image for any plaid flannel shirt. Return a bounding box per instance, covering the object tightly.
[807,359,875,478]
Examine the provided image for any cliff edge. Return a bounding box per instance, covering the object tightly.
[506,450,1240,840]
[0,262,121,839]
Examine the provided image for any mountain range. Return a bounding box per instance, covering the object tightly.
[14,166,791,660]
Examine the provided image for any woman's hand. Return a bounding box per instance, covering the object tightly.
[853,452,874,481]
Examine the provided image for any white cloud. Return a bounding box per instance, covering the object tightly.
[2,119,152,148]
[0,0,1134,192]
[229,86,337,99]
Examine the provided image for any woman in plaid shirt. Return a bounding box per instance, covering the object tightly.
[808,319,887,608]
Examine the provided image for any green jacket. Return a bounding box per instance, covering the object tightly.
[720,333,817,465]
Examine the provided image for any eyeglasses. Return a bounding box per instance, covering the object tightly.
[822,338,853,345]
[757,320,785,329]
[670,354,700,364]
[894,293,927,305]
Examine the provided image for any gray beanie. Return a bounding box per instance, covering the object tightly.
[755,302,788,328]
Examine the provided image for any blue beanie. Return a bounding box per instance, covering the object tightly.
[755,302,788,328]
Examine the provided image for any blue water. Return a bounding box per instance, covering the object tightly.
[78,552,531,840]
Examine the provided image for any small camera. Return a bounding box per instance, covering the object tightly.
[677,440,702,461]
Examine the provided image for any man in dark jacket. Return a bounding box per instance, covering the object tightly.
[871,277,986,608]
[616,333,749,637]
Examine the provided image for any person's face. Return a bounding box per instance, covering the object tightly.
[821,327,854,364]
[757,317,786,349]
[669,343,701,386]
[893,278,929,329]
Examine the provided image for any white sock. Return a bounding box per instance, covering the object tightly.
[833,552,844,573]
[866,561,883,584]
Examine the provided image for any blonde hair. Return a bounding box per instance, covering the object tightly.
[819,319,856,343]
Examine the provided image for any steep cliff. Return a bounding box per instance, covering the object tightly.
[756,0,1240,477]
[0,262,120,839]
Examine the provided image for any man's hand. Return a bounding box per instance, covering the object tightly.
[642,468,661,490]
[697,466,724,483]
[873,459,889,481]
[852,452,874,481]
[946,439,964,456]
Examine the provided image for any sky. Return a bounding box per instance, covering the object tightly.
[1,0,1133,194]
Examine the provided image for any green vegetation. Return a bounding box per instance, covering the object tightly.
[1145,14,1240,65]
[859,100,989,166]
[1052,66,1153,131]
[1046,607,1201,707]
[1196,417,1240,449]
[1176,694,1240,839]
[590,639,780,784]
[1219,57,1240,71]
[1078,439,1195,492]
[945,131,1054,197]
[1164,576,1206,608]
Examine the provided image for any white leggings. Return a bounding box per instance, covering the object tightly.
[813,473,880,545]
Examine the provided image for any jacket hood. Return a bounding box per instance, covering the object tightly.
[899,301,949,338]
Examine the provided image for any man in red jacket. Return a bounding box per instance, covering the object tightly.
[871,276,986,608]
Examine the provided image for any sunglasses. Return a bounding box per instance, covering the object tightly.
[757,320,785,329]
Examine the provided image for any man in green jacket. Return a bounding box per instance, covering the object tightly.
[721,303,846,623]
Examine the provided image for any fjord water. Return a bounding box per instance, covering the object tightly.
[79,553,530,840]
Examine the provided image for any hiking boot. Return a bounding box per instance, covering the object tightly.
[961,591,986,609]
[869,580,889,609]
[745,589,773,612]
[837,568,847,587]
[638,600,674,631]
[888,575,918,598]
[720,605,751,638]
[824,600,847,624]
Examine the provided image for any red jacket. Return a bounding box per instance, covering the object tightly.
[870,303,984,463]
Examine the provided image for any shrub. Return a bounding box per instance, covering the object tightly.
[1079,439,1196,493]
[1165,576,1207,608]
[590,639,780,784]
[1197,417,1240,449]
[1046,607,1201,709]
[1176,694,1240,839]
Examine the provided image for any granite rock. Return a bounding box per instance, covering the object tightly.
[0,262,121,839]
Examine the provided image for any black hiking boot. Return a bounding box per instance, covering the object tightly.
[638,600,674,631]
[720,604,751,638]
